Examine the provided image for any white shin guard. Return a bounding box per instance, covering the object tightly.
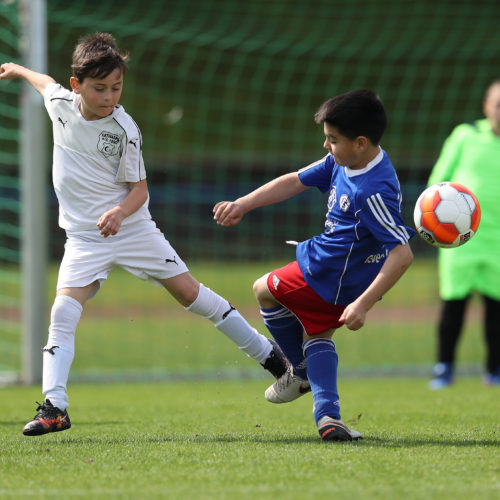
[186,284,272,363]
[215,313,271,363]
[42,295,82,411]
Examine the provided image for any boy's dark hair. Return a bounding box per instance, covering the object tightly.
[71,32,129,82]
[314,89,387,145]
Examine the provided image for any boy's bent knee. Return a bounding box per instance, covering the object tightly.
[160,272,200,307]
[252,274,268,299]
[253,274,278,308]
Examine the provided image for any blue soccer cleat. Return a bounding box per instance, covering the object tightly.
[429,362,454,390]
[483,366,500,386]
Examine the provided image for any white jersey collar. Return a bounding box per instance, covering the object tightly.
[73,93,122,122]
[344,147,383,177]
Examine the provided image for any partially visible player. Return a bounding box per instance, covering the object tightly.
[214,90,415,441]
[427,78,500,389]
[0,32,287,436]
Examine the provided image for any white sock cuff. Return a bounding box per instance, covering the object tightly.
[185,283,209,316]
[48,295,83,347]
[185,283,232,323]
[53,294,83,313]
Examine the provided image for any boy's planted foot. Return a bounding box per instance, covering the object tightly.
[317,416,363,442]
[265,365,311,403]
[261,339,289,379]
[429,362,454,390]
[483,365,500,386]
[22,399,71,436]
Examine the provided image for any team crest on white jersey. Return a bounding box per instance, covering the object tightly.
[272,274,280,291]
[339,194,351,212]
[327,186,337,210]
[97,131,121,158]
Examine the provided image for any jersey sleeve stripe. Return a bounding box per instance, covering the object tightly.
[366,193,411,244]
[130,116,143,147]
[298,154,329,173]
[128,119,143,179]
[113,116,144,181]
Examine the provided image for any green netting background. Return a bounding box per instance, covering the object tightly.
[0,0,21,378]
[1,0,500,379]
[27,0,500,260]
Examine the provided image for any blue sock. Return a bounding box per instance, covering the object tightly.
[303,338,340,424]
[260,305,307,379]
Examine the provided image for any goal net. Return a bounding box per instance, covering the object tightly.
[1,0,498,381]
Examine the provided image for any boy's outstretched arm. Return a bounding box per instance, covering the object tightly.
[213,172,308,226]
[339,243,414,331]
[0,62,55,95]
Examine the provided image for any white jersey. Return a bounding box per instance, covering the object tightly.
[43,82,151,232]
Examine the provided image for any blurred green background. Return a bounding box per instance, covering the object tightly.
[1,0,498,380]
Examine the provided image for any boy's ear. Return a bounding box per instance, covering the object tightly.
[355,136,369,151]
[69,76,80,94]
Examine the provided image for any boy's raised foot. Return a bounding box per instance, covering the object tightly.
[22,399,71,436]
[265,365,311,403]
[317,416,363,442]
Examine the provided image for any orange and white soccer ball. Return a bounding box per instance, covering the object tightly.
[413,182,481,248]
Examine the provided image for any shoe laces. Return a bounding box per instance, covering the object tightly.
[275,367,304,391]
[33,400,60,419]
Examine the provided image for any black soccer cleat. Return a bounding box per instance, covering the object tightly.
[317,416,363,442]
[261,339,289,379]
[22,399,71,436]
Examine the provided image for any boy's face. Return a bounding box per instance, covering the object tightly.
[322,123,367,169]
[70,67,123,121]
[483,83,500,135]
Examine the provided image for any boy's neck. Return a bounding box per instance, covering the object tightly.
[350,145,381,170]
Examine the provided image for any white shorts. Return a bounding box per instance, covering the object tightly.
[57,219,189,299]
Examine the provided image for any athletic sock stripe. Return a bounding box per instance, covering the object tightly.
[302,338,336,355]
[260,307,295,321]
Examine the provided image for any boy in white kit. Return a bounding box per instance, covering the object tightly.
[0,32,287,436]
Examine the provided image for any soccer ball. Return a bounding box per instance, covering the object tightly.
[413,182,481,248]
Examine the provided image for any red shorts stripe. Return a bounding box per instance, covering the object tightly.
[267,261,345,335]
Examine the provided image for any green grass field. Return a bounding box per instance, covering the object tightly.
[1,258,498,498]
[1,378,499,499]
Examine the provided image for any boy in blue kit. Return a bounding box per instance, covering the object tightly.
[214,90,415,441]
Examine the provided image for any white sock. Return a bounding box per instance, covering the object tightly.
[186,284,272,363]
[42,295,82,411]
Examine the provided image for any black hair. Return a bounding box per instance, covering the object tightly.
[314,89,387,145]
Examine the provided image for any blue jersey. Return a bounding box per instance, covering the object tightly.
[296,149,415,305]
